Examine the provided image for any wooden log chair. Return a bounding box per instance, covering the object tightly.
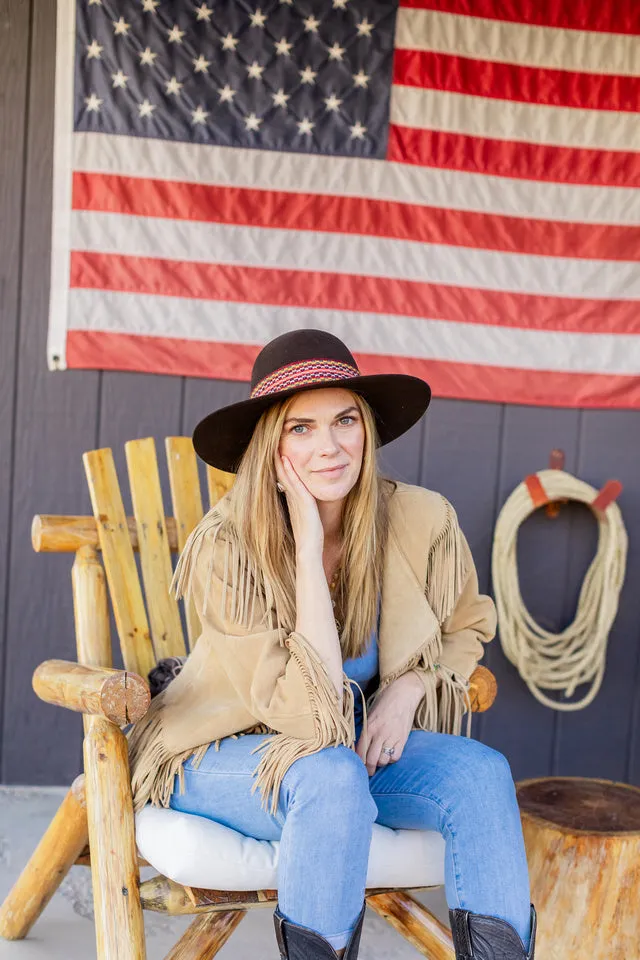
[0,437,498,960]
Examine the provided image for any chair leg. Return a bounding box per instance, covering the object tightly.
[366,890,454,960]
[164,911,245,960]
[84,716,146,960]
[0,774,89,940]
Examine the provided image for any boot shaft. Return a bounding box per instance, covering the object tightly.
[449,905,537,960]
[274,903,366,960]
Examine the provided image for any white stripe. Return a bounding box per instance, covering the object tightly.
[73,133,640,227]
[396,8,640,78]
[391,86,640,152]
[71,210,640,299]
[68,289,640,376]
[47,0,77,372]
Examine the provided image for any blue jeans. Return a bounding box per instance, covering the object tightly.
[169,721,532,953]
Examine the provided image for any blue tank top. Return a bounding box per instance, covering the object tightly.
[342,595,380,727]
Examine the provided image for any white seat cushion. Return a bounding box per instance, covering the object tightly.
[135,805,445,891]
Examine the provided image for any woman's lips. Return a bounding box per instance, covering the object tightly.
[314,464,347,475]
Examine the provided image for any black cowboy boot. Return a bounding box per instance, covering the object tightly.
[449,904,537,959]
[273,902,366,960]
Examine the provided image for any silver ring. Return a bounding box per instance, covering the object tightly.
[381,745,395,757]
[276,482,285,492]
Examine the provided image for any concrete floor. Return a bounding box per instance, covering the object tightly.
[0,786,450,959]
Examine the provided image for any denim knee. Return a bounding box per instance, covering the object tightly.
[282,745,378,821]
[446,739,515,799]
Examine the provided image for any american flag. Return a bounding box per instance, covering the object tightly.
[49,0,640,407]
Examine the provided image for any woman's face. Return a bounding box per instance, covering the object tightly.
[278,388,365,502]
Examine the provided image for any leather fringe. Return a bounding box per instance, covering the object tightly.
[249,631,357,817]
[170,505,278,632]
[126,694,211,814]
[426,498,471,624]
[126,693,273,814]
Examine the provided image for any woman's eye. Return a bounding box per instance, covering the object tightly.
[291,424,307,434]
[339,416,355,425]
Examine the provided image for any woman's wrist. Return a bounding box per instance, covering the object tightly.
[393,670,426,708]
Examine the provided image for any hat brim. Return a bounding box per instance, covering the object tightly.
[193,374,431,472]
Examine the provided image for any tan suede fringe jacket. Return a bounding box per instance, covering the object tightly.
[127,480,497,818]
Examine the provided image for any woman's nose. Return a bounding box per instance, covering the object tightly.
[317,426,340,454]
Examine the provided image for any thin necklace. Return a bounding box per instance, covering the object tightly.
[329,566,342,632]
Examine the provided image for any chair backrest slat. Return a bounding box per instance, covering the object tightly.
[206,465,235,509]
[83,449,156,678]
[165,437,205,650]
[125,438,186,660]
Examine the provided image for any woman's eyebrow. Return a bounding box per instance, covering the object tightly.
[284,405,359,425]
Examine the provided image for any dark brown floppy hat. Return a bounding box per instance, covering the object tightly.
[193,329,431,472]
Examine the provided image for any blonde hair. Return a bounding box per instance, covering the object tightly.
[226,390,390,659]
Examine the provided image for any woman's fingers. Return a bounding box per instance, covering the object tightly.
[365,732,402,775]
[365,734,387,775]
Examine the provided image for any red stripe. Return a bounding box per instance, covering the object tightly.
[398,0,640,34]
[72,173,639,261]
[70,252,640,336]
[393,50,640,113]
[66,330,640,409]
[388,126,640,188]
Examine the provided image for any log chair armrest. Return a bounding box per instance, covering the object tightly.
[468,665,497,713]
[32,660,151,725]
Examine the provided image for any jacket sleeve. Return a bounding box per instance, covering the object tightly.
[437,528,497,682]
[411,497,496,738]
[186,524,350,742]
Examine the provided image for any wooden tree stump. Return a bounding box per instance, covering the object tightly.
[516,777,640,960]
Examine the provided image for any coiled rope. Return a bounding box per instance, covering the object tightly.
[492,469,627,711]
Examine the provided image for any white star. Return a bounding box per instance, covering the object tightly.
[221,32,239,50]
[297,117,314,135]
[327,42,345,61]
[191,105,209,124]
[350,121,366,139]
[303,15,320,32]
[194,3,213,21]
[353,70,369,88]
[333,0,349,7]
[274,37,292,56]
[324,94,342,112]
[167,24,185,43]
[86,39,103,59]
[84,92,103,112]
[218,84,235,102]
[111,70,129,89]
[193,54,211,73]
[138,99,156,118]
[271,87,289,108]
[244,112,262,131]
[250,8,267,27]
[299,65,316,85]
[141,0,159,11]
[165,76,183,95]
[356,18,374,37]
[112,17,131,35]
[139,46,158,66]
[246,60,264,79]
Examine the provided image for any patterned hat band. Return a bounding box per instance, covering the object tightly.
[250,359,360,399]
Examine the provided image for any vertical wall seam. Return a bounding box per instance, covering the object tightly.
[475,402,506,744]
[178,375,187,436]
[0,0,35,781]
[550,409,585,775]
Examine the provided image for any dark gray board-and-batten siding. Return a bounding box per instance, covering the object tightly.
[1,0,639,788]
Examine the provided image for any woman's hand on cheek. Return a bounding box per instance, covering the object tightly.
[355,672,424,776]
[274,450,324,554]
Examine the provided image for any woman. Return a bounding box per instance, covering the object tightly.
[127,329,536,960]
